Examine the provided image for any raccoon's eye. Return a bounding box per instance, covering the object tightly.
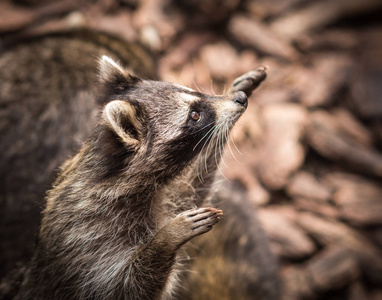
[190,111,201,122]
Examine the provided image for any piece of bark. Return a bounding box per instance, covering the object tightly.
[158,31,217,83]
[34,0,83,18]
[0,2,36,32]
[270,0,382,40]
[328,175,382,226]
[0,0,84,34]
[282,246,360,298]
[196,44,262,97]
[351,66,382,120]
[296,30,358,52]
[307,110,382,177]
[228,14,298,61]
[321,172,365,188]
[88,10,137,42]
[371,228,382,250]
[281,266,314,300]
[257,103,307,190]
[349,27,382,120]
[175,0,240,24]
[258,208,316,260]
[372,121,382,146]
[332,109,374,148]
[294,198,339,219]
[286,171,333,202]
[370,290,382,300]
[349,281,370,300]
[222,144,270,206]
[306,245,359,291]
[254,57,290,87]
[200,41,241,80]
[254,88,292,106]
[304,54,351,107]
[133,0,185,50]
[245,0,309,20]
[298,212,382,284]
[290,54,352,107]
[165,57,215,94]
[263,205,299,223]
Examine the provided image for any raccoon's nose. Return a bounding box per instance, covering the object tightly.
[234,91,248,109]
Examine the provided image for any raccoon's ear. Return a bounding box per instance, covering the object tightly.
[103,100,142,147]
[98,55,141,91]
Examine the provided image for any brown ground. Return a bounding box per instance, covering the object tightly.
[1,0,382,299]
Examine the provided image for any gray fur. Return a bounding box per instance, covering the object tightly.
[15,56,248,300]
[0,30,156,282]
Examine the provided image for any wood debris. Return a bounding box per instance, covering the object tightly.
[1,0,381,298]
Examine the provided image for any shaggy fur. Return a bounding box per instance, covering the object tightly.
[14,56,250,300]
[0,30,156,281]
[179,181,281,300]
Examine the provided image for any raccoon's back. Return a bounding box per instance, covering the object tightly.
[0,30,156,184]
[0,30,156,280]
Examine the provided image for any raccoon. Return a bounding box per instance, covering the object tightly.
[7,56,265,300]
[0,30,279,299]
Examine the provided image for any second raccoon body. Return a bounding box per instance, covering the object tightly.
[0,30,156,280]
[15,56,257,299]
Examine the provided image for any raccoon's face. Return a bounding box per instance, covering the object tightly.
[98,56,247,176]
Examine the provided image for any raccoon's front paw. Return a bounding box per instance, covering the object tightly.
[229,66,267,97]
[168,207,223,248]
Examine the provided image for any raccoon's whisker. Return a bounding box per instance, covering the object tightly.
[216,161,229,181]
[230,131,242,156]
[214,123,227,169]
[196,159,204,184]
[210,80,216,96]
[217,123,228,169]
[193,124,217,151]
[196,123,219,181]
[201,124,220,154]
[213,126,220,169]
[227,120,242,156]
[196,150,206,184]
[223,125,230,164]
[196,138,207,180]
[203,126,218,173]
[225,121,239,162]
[203,124,222,173]
[214,125,229,181]
[192,78,203,93]
[192,121,215,135]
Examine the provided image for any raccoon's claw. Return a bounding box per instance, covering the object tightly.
[187,207,223,232]
[165,207,223,248]
[229,66,267,97]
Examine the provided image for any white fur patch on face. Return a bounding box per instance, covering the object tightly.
[163,98,189,139]
[157,90,199,140]
[214,100,240,123]
[177,91,198,103]
[169,91,199,125]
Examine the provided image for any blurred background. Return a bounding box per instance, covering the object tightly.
[1,0,382,299]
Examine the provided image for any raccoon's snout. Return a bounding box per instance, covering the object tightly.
[234,91,248,109]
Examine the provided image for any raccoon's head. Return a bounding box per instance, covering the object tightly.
[96,56,249,181]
